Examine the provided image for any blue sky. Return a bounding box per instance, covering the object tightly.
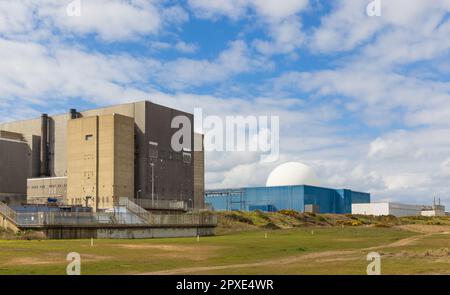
[1,0,450,208]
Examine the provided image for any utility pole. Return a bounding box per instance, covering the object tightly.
[150,163,155,207]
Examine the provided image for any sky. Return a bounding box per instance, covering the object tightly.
[1,0,450,208]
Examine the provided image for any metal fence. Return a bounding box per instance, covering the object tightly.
[133,198,187,211]
[1,201,217,228]
[0,201,17,222]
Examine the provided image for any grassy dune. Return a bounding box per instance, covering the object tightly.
[0,212,449,275]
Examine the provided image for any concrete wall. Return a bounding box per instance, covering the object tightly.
[193,133,205,209]
[143,102,194,203]
[1,101,199,208]
[0,138,30,197]
[0,130,23,141]
[352,202,422,217]
[422,210,446,217]
[389,203,422,217]
[42,226,215,239]
[27,177,67,203]
[112,114,135,203]
[352,203,390,216]
[67,114,135,210]
[67,116,99,208]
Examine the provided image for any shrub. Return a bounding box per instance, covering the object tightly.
[225,212,254,225]
[278,209,299,217]
[336,220,363,226]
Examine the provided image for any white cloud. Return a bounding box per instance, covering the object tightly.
[153,40,266,89]
[310,0,382,53]
[174,41,198,53]
[1,0,450,210]
[188,0,308,20]
[188,0,309,55]
[273,67,450,127]
[310,0,450,53]
[253,16,305,55]
[0,0,188,41]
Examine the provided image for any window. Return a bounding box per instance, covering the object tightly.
[183,152,192,164]
[85,134,93,141]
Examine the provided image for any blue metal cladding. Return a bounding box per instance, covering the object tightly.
[244,186,304,212]
[249,204,277,212]
[303,186,338,213]
[206,185,370,214]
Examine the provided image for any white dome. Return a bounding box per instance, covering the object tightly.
[266,162,320,187]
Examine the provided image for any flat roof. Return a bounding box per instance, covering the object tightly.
[0,137,26,144]
[206,184,370,194]
[27,176,67,181]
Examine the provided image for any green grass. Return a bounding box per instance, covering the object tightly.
[0,227,429,275]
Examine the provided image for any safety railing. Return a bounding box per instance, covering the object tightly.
[116,198,152,223]
[0,201,18,223]
[0,201,217,228]
[133,198,187,211]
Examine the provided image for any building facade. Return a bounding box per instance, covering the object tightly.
[206,185,370,214]
[27,177,67,204]
[67,114,135,210]
[193,133,205,209]
[0,137,30,205]
[0,101,204,209]
[352,202,446,217]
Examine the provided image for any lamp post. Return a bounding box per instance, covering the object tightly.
[150,162,155,207]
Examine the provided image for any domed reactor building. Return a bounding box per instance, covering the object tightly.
[205,162,370,214]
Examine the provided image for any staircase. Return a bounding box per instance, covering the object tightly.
[116,198,152,224]
[0,201,18,224]
[0,202,20,232]
[1,199,217,230]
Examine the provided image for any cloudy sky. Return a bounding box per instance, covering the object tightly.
[1,0,450,207]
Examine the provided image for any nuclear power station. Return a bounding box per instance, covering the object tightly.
[206,162,371,213]
[0,101,215,239]
[0,101,203,208]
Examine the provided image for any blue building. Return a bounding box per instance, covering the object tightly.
[205,185,370,214]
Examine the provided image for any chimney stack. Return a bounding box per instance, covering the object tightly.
[40,113,49,176]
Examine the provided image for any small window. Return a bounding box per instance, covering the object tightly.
[183,152,192,164]
[85,134,93,141]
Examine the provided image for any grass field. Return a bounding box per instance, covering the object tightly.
[0,224,449,275]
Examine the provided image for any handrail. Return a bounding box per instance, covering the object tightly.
[0,201,18,223]
[0,201,217,228]
[133,198,187,211]
[116,198,152,223]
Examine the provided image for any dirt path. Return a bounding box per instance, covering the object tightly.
[139,229,444,275]
[139,250,353,275]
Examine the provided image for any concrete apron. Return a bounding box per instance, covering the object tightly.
[39,226,215,239]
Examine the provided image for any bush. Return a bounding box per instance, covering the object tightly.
[278,209,299,217]
[374,223,392,228]
[315,215,328,223]
[336,220,363,226]
[225,212,254,225]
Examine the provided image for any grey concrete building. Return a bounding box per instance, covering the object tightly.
[27,177,67,204]
[0,101,204,208]
[0,137,29,205]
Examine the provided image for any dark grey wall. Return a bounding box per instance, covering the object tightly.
[0,101,199,207]
[0,139,30,195]
[140,101,194,204]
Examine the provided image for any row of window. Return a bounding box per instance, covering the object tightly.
[28,184,66,189]
[149,148,192,164]
[69,197,111,205]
